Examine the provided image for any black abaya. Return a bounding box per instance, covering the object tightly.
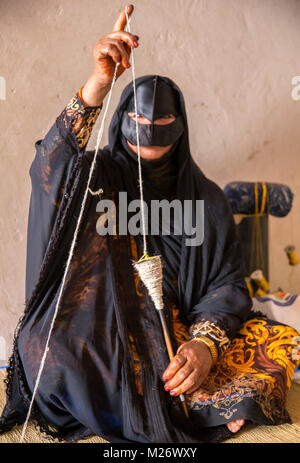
[0,75,262,443]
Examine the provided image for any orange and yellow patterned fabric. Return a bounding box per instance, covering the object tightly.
[185,317,299,425]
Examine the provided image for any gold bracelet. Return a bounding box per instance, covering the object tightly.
[191,336,218,366]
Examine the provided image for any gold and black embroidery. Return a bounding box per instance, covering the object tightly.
[189,320,231,355]
[62,93,102,150]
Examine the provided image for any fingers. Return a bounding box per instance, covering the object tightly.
[98,39,131,68]
[164,363,194,391]
[108,30,139,48]
[162,353,187,382]
[98,32,139,69]
[168,370,202,396]
[112,4,134,32]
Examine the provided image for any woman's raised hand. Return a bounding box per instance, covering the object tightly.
[82,4,139,107]
[92,4,139,85]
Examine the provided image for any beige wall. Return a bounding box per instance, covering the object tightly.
[1,0,300,363]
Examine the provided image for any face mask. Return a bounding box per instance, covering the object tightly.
[120,114,184,147]
[120,76,184,147]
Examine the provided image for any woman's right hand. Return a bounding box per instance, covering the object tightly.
[82,4,139,107]
[92,4,139,85]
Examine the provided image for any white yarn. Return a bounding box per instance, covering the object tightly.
[119,21,187,415]
[124,9,165,312]
[88,187,103,196]
[121,17,188,416]
[124,9,148,256]
[133,256,164,310]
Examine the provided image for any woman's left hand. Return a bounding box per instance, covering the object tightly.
[162,339,213,396]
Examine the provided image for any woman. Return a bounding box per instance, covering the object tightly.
[0,5,298,443]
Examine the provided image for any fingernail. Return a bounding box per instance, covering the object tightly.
[164,385,170,391]
[126,63,131,68]
[133,41,138,47]
[170,390,177,396]
[163,376,168,381]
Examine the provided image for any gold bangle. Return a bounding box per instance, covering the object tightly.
[191,336,218,366]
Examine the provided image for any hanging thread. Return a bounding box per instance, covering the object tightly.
[124,9,189,419]
[249,182,268,273]
[124,9,148,257]
[88,187,104,196]
[247,182,270,297]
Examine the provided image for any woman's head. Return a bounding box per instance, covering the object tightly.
[120,75,184,159]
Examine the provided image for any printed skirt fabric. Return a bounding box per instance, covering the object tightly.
[129,233,300,429]
[181,316,300,427]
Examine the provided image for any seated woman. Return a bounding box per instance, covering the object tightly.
[0,5,299,443]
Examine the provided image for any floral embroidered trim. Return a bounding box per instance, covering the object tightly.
[189,320,231,355]
[62,93,102,150]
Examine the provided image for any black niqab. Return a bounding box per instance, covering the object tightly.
[120,75,184,146]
